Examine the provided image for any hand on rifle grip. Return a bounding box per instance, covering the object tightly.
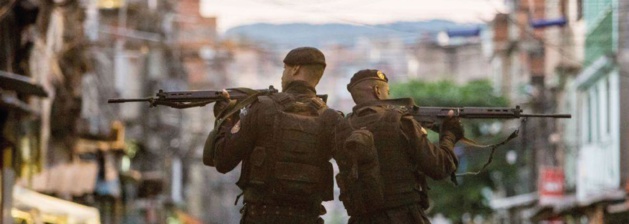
[220,89,231,100]
[441,110,464,142]
[213,89,232,118]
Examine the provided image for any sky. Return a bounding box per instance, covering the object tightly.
[201,0,508,33]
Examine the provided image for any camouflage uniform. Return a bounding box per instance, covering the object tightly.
[334,70,461,224]
[206,47,343,224]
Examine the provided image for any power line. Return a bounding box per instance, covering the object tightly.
[496,7,629,80]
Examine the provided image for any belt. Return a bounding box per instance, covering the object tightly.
[242,203,319,217]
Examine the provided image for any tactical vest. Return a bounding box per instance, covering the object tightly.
[238,93,335,207]
[335,106,423,215]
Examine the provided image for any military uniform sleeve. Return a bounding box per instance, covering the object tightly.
[213,102,260,173]
[400,115,459,180]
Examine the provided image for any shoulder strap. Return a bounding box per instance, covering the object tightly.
[215,88,264,122]
[268,93,293,110]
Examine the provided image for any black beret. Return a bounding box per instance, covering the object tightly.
[283,47,326,66]
[347,69,389,90]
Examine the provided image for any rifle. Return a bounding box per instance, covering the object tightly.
[108,85,329,109]
[411,105,571,128]
[384,98,571,128]
[384,98,571,179]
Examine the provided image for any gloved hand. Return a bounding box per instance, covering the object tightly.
[440,110,464,142]
[213,89,233,118]
[213,101,230,118]
[426,123,440,133]
[441,118,464,142]
[213,90,240,127]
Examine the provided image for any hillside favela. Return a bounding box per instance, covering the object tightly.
[1,0,628,223]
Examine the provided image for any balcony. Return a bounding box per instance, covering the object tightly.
[584,10,613,66]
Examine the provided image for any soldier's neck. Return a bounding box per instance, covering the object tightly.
[283,81,317,96]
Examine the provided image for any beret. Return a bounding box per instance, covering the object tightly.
[347,69,388,90]
[283,47,326,66]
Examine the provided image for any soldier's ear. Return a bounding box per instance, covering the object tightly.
[373,85,383,100]
[291,65,301,76]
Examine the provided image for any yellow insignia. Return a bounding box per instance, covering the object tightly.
[231,121,241,134]
[420,127,428,135]
[377,70,385,80]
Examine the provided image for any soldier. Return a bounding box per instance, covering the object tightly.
[334,69,463,224]
[204,47,343,224]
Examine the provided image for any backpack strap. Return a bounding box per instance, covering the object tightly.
[268,93,293,110]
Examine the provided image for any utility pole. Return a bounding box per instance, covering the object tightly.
[521,0,557,191]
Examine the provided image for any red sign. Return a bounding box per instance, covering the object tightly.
[539,167,564,204]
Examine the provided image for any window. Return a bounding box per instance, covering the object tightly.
[606,77,611,134]
[586,91,592,143]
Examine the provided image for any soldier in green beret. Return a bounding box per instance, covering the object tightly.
[206,47,343,223]
[334,69,463,224]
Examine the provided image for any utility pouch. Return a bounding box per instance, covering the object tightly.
[337,129,385,216]
[274,162,321,197]
[248,146,267,186]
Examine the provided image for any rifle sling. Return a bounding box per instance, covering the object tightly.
[216,88,263,123]
[454,127,520,177]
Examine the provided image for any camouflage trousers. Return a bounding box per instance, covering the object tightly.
[240,203,324,224]
[348,204,430,224]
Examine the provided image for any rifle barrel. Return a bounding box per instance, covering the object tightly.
[108,98,151,103]
[520,114,572,118]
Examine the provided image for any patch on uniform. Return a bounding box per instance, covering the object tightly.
[420,127,428,135]
[231,121,241,134]
[376,70,385,80]
[240,107,248,117]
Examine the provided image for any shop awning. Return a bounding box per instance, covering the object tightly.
[13,186,101,224]
[0,94,38,115]
[0,71,48,97]
[530,17,567,29]
[76,121,126,152]
[491,192,538,210]
[0,71,47,114]
[20,162,99,196]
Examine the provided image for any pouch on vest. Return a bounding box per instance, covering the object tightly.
[336,129,385,216]
[248,146,267,186]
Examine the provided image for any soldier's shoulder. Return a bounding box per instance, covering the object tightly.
[321,108,344,123]
[246,95,276,114]
[379,106,410,123]
[256,95,277,106]
[382,105,410,115]
[396,106,414,118]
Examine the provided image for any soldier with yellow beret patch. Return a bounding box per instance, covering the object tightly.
[334,69,464,224]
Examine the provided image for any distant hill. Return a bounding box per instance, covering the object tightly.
[224,19,483,49]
